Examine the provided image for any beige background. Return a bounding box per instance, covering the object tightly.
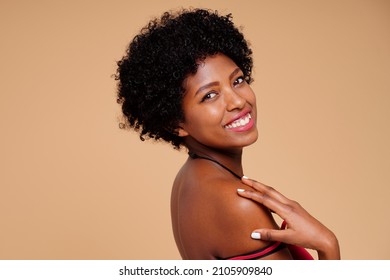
[0,0,389,259]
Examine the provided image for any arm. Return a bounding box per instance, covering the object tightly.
[193,175,294,259]
[238,177,340,260]
[174,159,293,259]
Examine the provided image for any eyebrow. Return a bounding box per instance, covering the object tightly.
[194,67,242,96]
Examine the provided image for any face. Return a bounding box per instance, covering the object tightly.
[178,53,258,150]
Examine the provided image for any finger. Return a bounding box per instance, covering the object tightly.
[241,177,290,204]
[237,189,291,219]
[250,228,296,245]
[241,177,289,202]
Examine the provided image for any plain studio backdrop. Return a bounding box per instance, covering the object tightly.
[0,0,389,259]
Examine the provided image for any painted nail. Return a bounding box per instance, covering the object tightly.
[242,175,249,179]
[251,232,261,240]
[237,188,245,192]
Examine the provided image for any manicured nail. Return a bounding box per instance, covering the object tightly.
[237,188,245,192]
[251,232,261,240]
[242,175,249,179]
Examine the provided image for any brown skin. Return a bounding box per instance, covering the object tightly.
[171,53,340,259]
[238,178,340,260]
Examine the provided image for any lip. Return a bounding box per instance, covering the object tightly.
[224,109,251,126]
[224,109,255,132]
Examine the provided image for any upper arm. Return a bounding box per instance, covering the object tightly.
[208,180,269,257]
[175,161,292,259]
[201,178,292,259]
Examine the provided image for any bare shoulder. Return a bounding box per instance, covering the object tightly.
[172,159,291,259]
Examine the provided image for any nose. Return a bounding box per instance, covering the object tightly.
[225,88,246,111]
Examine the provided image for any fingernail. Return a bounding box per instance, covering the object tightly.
[242,175,249,179]
[237,188,245,192]
[251,232,261,240]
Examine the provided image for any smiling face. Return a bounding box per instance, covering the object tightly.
[178,53,258,151]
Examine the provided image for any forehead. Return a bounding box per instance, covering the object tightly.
[184,54,239,92]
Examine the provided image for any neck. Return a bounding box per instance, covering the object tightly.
[185,137,244,177]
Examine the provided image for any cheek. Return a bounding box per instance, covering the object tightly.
[243,88,257,113]
[251,94,257,110]
[245,87,256,103]
[205,106,223,123]
[187,105,223,127]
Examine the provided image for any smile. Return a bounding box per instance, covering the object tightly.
[224,113,252,129]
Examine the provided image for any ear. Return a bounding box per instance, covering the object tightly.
[175,124,189,137]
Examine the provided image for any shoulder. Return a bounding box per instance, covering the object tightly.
[173,158,288,259]
[203,176,278,258]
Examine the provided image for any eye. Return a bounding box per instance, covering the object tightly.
[233,76,245,86]
[201,91,218,102]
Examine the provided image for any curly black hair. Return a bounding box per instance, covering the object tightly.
[115,8,253,149]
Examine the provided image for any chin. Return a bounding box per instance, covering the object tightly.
[244,135,258,147]
[233,130,259,148]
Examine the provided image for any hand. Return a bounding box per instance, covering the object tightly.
[237,177,340,260]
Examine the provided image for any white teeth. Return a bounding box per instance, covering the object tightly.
[225,113,251,129]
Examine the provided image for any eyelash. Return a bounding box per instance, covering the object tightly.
[200,75,246,102]
[201,91,217,102]
[233,76,245,86]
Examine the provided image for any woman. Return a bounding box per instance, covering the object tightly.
[116,8,340,260]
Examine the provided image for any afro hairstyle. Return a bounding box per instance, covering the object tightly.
[115,8,253,149]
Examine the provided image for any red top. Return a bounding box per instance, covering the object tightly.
[226,221,314,260]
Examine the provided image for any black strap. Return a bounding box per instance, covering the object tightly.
[188,152,242,180]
